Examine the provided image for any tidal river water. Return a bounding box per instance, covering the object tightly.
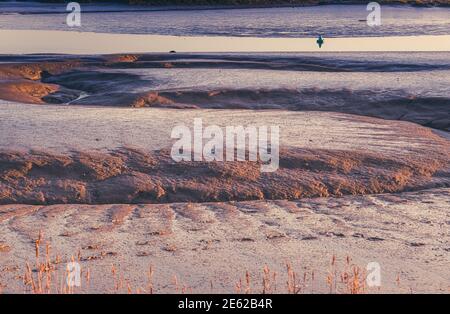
[1,3,450,37]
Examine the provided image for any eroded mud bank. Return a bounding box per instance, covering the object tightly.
[1,53,449,131]
[0,144,448,204]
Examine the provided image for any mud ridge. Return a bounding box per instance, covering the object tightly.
[0,146,448,205]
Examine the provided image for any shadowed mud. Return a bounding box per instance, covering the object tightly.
[70,89,450,131]
[1,54,449,130]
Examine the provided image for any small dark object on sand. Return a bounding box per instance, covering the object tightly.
[316,35,324,48]
[169,50,176,53]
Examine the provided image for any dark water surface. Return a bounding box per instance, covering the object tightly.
[1,3,450,37]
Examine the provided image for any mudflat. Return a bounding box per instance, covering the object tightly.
[0,52,449,293]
